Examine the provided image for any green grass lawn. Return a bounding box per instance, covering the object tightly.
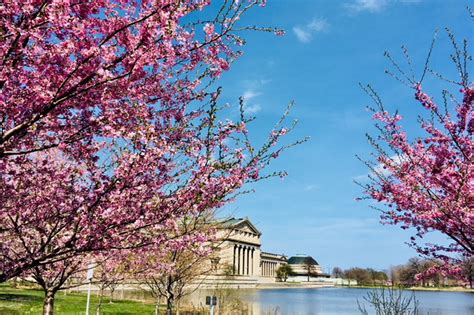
[0,284,157,314]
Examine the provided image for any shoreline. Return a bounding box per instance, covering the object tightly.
[255,283,334,290]
[337,285,474,293]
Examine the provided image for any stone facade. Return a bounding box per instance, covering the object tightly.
[213,218,323,282]
[197,217,333,288]
[214,217,262,279]
[260,252,287,278]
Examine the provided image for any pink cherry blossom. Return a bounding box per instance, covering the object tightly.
[0,1,293,296]
[360,36,473,280]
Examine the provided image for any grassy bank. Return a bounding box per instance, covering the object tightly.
[338,284,474,293]
[0,284,157,314]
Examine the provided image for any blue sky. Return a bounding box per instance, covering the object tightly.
[209,0,472,272]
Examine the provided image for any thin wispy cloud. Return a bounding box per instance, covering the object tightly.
[345,0,421,13]
[245,104,262,114]
[353,154,406,182]
[346,0,388,12]
[242,89,262,114]
[243,78,271,87]
[293,17,329,43]
[304,184,318,192]
[242,90,261,101]
[240,79,270,114]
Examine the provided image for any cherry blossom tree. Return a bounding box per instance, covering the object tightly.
[4,87,299,315]
[1,3,304,315]
[29,256,89,315]
[1,0,302,290]
[1,0,276,272]
[359,31,473,278]
[92,252,134,314]
[136,217,217,315]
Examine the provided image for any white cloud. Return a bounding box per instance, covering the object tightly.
[293,26,312,43]
[345,0,421,13]
[346,0,388,12]
[373,154,406,176]
[293,17,329,43]
[242,89,262,114]
[242,90,261,101]
[353,154,407,182]
[243,79,271,87]
[308,18,329,32]
[245,104,262,114]
[304,184,318,192]
[239,79,271,114]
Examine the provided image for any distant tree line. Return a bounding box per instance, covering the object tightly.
[331,267,388,286]
[389,257,473,288]
[332,256,473,288]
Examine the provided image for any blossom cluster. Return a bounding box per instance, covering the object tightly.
[0,0,290,288]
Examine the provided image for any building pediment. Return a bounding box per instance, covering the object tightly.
[233,219,261,236]
[222,217,262,236]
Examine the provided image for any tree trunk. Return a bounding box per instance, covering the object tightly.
[109,287,115,303]
[166,296,173,315]
[43,290,56,315]
[155,296,160,315]
[166,275,174,315]
[96,288,104,315]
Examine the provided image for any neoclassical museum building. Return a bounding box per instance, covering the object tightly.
[204,217,329,286]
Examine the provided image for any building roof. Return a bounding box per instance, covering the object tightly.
[223,218,245,225]
[221,217,262,236]
[287,255,319,266]
[261,251,287,261]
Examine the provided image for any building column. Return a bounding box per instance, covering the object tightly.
[237,246,241,275]
[233,245,236,275]
[247,247,250,275]
[247,247,252,275]
[241,246,245,275]
[241,246,245,276]
[251,249,254,275]
[243,247,246,276]
[244,248,247,275]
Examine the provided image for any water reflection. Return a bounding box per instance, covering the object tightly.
[121,287,473,315]
[191,288,473,315]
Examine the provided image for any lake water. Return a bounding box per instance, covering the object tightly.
[187,287,474,315]
[240,288,473,315]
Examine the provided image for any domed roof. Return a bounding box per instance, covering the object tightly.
[287,255,319,265]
